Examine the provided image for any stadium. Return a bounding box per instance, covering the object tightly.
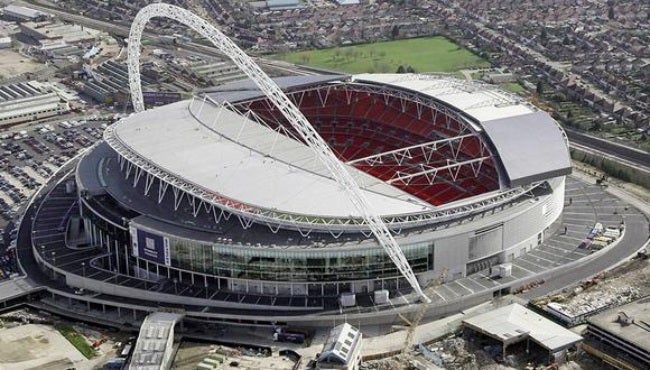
[26,4,571,324]
[30,71,571,315]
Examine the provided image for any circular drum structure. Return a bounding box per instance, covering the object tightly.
[70,72,571,313]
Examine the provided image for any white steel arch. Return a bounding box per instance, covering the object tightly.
[127,3,429,302]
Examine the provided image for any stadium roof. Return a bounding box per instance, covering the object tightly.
[353,74,534,122]
[481,112,571,187]
[107,73,570,226]
[207,74,571,187]
[110,100,430,219]
[353,74,571,186]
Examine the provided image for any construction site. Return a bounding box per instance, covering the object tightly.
[531,251,649,327]
[171,342,297,370]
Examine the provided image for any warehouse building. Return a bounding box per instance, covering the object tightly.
[0,81,72,127]
[2,5,48,22]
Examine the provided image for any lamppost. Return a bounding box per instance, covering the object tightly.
[51,251,56,279]
[81,261,86,292]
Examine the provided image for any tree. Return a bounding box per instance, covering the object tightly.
[540,28,548,43]
[396,65,406,74]
[591,120,602,131]
[536,81,544,95]
[406,65,416,73]
[608,6,615,20]
[391,25,400,39]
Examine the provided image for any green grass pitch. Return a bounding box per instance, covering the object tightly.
[273,37,490,74]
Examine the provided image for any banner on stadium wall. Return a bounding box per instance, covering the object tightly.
[130,226,138,258]
[163,237,171,266]
[134,229,171,266]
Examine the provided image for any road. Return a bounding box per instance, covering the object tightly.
[567,128,650,172]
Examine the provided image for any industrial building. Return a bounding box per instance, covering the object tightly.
[0,35,10,48]
[463,303,583,364]
[584,297,650,369]
[0,81,72,127]
[1,5,48,22]
[82,61,156,105]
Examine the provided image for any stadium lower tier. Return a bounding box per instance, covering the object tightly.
[38,143,569,311]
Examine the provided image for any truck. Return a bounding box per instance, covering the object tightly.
[273,328,306,344]
[105,358,125,370]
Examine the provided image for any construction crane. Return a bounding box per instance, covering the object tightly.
[399,268,447,369]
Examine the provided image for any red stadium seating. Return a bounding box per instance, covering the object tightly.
[238,86,500,205]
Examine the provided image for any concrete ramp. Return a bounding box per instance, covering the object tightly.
[128,312,184,370]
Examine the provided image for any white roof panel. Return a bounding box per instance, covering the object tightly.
[463,303,582,351]
[354,74,535,122]
[112,100,430,218]
[481,112,572,186]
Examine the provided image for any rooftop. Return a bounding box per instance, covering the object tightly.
[319,323,363,366]
[3,5,47,19]
[463,303,583,352]
[104,74,570,229]
[587,296,650,353]
[108,99,429,220]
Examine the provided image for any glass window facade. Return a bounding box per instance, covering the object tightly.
[166,235,434,283]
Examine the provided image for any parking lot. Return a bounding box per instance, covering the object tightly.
[0,116,113,228]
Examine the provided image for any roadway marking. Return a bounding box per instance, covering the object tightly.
[512,263,536,275]
[439,284,460,299]
[509,270,524,279]
[535,248,575,263]
[470,276,497,289]
[524,252,557,266]
[447,283,470,296]
[431,290,447,302]
[455,280,475,294]
[553,238,583,248]
[543,244,571,254]
[513,259,542,273]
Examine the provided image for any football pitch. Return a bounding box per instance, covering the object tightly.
[273,36,490,74]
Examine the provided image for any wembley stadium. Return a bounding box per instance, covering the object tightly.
[27,70,572,320]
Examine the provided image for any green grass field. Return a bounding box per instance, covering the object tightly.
[274,37,490,74]
[502,82,526,93]
[57,325,96,359]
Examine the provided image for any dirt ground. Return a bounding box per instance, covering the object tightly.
[0,323,85,370]
[0,49,45,80]
[171,341,297,370]
[0,310,125,370]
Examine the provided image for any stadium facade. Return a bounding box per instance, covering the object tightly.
[57,72,571,313]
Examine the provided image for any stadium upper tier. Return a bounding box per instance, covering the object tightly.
[103,74,571,232]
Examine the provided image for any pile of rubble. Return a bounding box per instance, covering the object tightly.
[0,309,54,325]
[555,285,640,317]
[531,262,647,325]
[360,357,401,370]
[410,336,487,370]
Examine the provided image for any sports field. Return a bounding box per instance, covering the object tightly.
[273,37,490,74]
